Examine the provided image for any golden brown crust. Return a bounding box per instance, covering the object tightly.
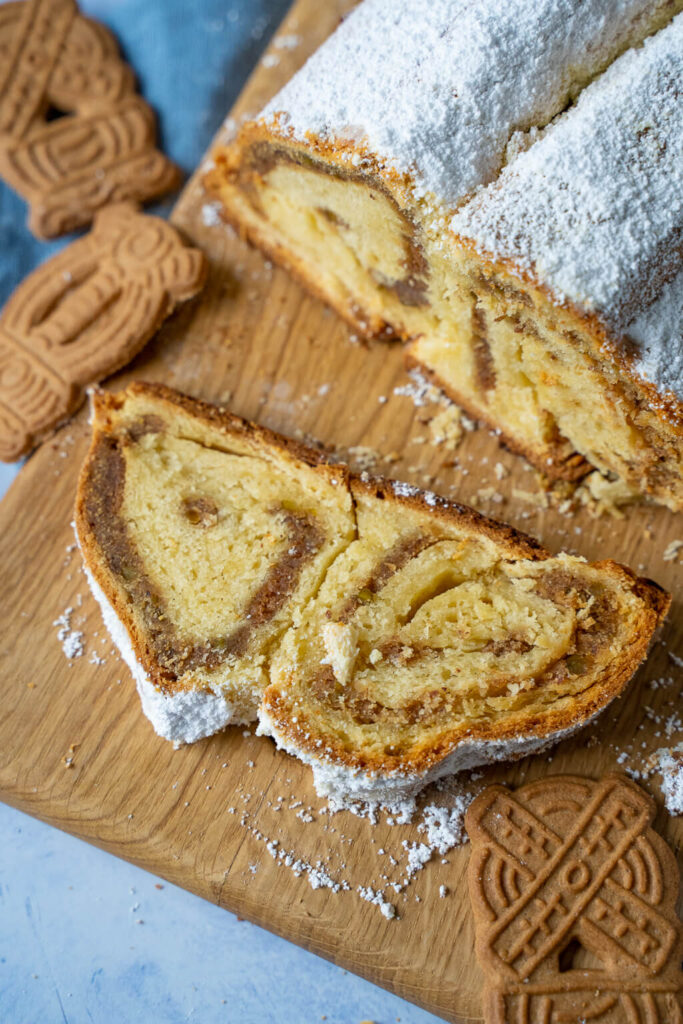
[261,584,665,777]
[349,474,547,561]
[91,380,349,476]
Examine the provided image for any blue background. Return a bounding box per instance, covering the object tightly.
[0,2,445,1021]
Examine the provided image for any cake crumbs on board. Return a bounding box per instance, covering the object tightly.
[662,539,683,563]
[61,742,79,769]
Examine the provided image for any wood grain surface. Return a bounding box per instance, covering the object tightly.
[1,3,682,1021]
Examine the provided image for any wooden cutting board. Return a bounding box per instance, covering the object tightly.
[1,2,682,1020]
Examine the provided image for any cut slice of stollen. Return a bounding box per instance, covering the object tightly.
[76,383,669,806]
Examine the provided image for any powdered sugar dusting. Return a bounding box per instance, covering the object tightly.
[452,15,683,398]
[658,746,683,815]
[81,557,246,744]
[357,886,396,919]
[418,798,471,853]
[227,771,475,920]
[264,0,675,208]
[201,201,224,227]
[53,607,84,660]
[626,269,683,404]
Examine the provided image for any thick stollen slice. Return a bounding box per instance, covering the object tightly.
[260,480,669,806]
[75,382,355,742]
[76,384,668,806]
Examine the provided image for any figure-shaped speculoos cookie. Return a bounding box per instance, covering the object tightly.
[0,201,206,460]
[466,774,683,1024]
[0,0,180,237]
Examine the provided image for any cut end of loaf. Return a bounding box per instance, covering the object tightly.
[203,4,683,511]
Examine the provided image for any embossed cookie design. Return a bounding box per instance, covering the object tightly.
[0,201,206,460]
[466,774,683,1024]
[0,0,181,237]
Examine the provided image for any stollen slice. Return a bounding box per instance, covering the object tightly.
[76,383,669,805]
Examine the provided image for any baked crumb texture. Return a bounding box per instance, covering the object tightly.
[204,0,683,510]
[76,384,669,805]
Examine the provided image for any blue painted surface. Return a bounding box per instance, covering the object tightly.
[0,0,293,305]
[0,2,446,1021]
[0,803,444,1024]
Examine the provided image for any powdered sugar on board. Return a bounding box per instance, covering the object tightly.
[53,607,84,660]
[223,771,477,920]
[263,0,674,208]
[658,747,683,816]
[451,14,683,401]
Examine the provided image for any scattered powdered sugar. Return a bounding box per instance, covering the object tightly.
[657,747,683,815]
[418,797,471,853]
[402,840,433,877]
[242,816,349,896]
[357,886,396,920]
[394,369,449,409]
[264,0,674,209]
[223,767,477,920]
[273,33,301,51]
[390,480,422,500]
[390,478,442,509]
[451,15,683,400]
[201,201,224,227]
[53,607,84,660]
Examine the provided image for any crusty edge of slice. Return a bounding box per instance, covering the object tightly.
[80,556,247,743]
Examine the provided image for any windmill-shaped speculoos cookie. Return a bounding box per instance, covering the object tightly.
[466,774,683,1024]
[0,0,180,238]
[0,201,206,460]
